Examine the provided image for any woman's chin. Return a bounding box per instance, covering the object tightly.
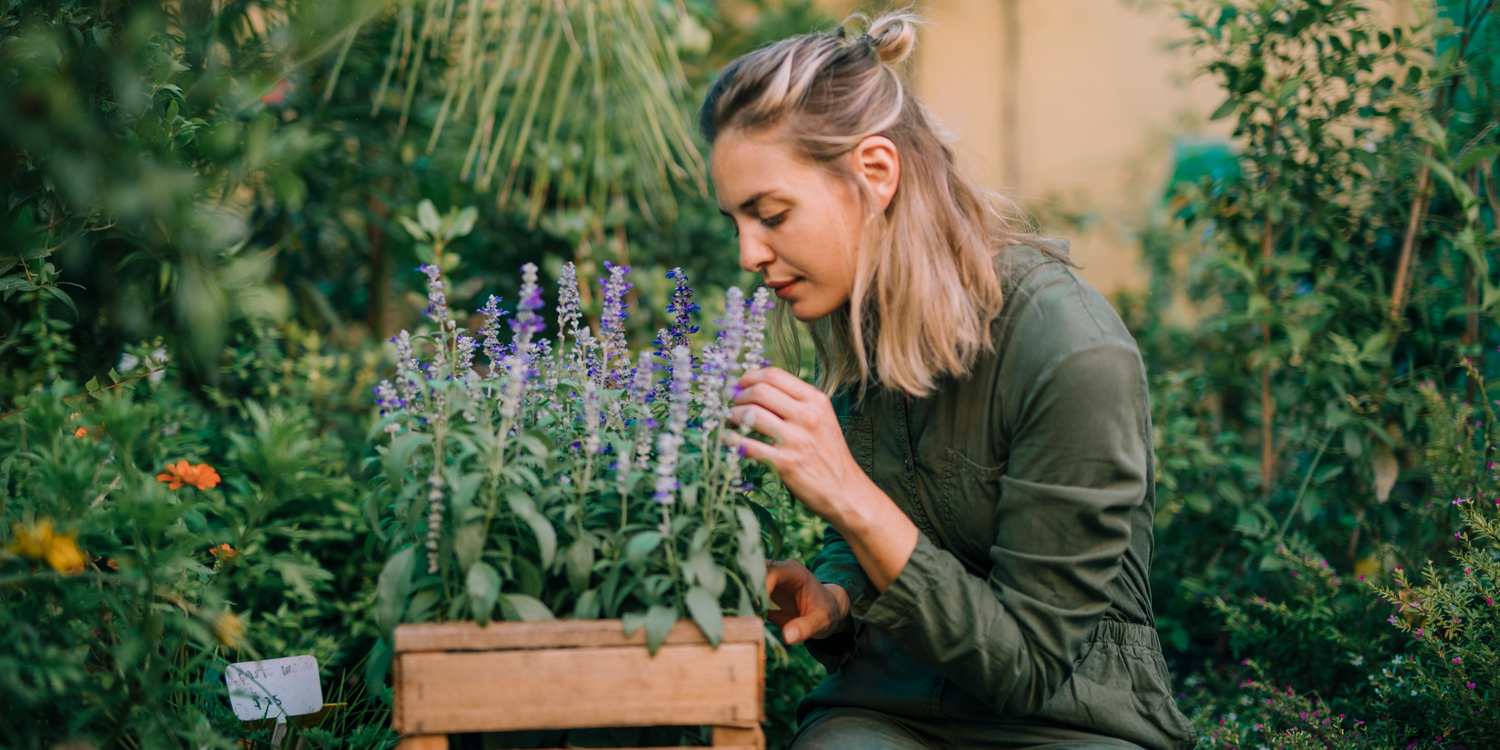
[788,296,840,322]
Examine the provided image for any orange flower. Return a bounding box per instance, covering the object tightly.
[156,460,221,491]
[74,427,89,438]
[72,424,104,440]
[210,543,238,560]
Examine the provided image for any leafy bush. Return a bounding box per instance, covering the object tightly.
[0,327,396,749]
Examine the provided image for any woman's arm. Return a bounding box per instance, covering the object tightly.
[732,334,1149,716]
[728,366,918,592]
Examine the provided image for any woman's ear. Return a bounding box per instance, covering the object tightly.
[851,135,901,212]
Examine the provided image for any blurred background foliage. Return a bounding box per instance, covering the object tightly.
[5,0,1500,748]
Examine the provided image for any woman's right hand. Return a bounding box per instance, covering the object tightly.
[765,559,853,645]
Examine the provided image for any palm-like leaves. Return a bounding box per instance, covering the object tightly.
[368,0,708,224]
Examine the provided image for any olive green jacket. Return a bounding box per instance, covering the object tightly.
[800,241,1196,750]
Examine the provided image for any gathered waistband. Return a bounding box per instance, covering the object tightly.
[1087,619,1162,650]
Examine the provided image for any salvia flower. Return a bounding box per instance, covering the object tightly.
[425,474,444,574]
[556,262,583,341]
[653,345,692,504]
[500,264,545,420]
[654,268,699,396]
[741,286,775,371]
[599,261,633,384]
[477,295,508,370]
[419,264,452,335]
[581,377,603,455]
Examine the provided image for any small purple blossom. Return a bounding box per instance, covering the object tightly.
[557,262,583,341]
[478,295,508,370]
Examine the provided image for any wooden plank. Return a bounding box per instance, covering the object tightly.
[396,736,447,750]
[394,617,763,653]
[394,643,762,734]
[713,725,765,749]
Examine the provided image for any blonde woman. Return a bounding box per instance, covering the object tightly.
[708,12,1196,750]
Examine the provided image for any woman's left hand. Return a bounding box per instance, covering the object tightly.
[726,367,863,523]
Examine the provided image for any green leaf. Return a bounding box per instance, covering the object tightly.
[507,491,556,568]
[567,538,595,594]
[1455,144,1500,176]
[397,216,428,242]
[645,603,677,655]
[1209,97,1238,120]
[467,562,502,625]
[685,586,723,647]
[454,521,485,571]
[376,547,416,640]
[734,507,766,597]
[417,200,442,235]
[689,548,725,598]
[364,638,393,696]
[386,432,432,480]
[514,557,544,598]
[622,609,648,635]
[624,530,662,572]
[499,593,555,621]
[574,588,601,619]
[742,500,783,559]
[1276,76,1302,105]
[43,286,78,319]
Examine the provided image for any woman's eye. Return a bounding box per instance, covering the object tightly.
[760,213,787,229]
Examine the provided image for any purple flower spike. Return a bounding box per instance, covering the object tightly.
[741,287,774,371]
[653,345,693,504]
[654,268,699,397]
[478,295,508,370]
[599,261,633,385]
[557,262,583,341]
[419,264,451,330]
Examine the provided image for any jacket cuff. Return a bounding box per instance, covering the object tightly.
[862,530,938,633]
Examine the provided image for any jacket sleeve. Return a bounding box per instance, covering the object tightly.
[860,340,1150,717]
[803,523,875,672]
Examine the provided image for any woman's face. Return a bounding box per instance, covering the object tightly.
[710,128,899,321]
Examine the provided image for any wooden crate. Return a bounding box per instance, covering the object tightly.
[393,617,765,750]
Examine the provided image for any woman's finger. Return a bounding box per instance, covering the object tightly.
[733,381,802,422]
[723,429,781,464]
[728,404,788,443]
[745,366,823,402]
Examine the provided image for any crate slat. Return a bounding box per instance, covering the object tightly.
[394,643,763,734]
[394,617,763,653]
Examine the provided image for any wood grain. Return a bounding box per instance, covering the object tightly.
[395,736,448,750]
[713,724,766,749]
[393,617,763,653]
[393,643,763,735]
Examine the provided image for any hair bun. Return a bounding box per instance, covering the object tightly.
[862,11,919,65]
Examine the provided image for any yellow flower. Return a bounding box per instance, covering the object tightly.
[156,460,221,491]
[9,519,86,575]
[213,610,246,649]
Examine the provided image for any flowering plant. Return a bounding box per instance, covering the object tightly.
[368,249,780,653]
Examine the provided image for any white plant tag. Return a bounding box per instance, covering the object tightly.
[225,655,324,721]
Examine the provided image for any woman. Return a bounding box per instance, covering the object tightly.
[705,12,1197,750]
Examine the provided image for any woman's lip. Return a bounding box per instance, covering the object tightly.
[772,280,799,299]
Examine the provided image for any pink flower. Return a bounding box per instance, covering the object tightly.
[1467,681,1476,689]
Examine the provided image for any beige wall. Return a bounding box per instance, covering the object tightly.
[813,0,1424,296]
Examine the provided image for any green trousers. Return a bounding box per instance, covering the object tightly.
[790,707,1148,750]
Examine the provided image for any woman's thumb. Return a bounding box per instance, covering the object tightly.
[781,616,815,645]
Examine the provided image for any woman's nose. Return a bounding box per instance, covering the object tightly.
[738,233,773,273]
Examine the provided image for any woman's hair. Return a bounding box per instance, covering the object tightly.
[699,11,1048,397]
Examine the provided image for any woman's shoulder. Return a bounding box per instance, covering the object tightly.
[991,237,1141,376]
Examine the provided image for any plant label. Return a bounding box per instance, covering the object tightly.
[225,655,323,721]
